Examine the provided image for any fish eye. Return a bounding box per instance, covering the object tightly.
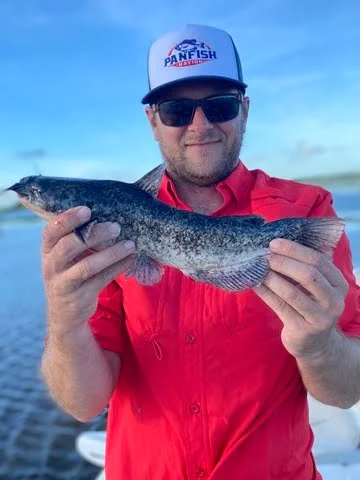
[31,185,43,195]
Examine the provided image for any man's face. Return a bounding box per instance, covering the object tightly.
[145,80,250,187]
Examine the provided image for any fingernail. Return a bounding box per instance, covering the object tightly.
[108,222,121,235]
[124,240,135,251]
[76,206,91,220]
[270,239,282,250]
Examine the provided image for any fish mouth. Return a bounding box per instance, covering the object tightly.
[4,175,54,222]
[9,189,53,221]
[6,182,30,198]
[6,175,38,198]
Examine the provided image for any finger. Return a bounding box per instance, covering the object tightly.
[87,254,137,292]
[253,282,303,329]
[51,221,122,272]
[269,254,334,304]
[270,239,348,292]
[63,239,136,291]
[262,271,325,322]
[42,206,91,255]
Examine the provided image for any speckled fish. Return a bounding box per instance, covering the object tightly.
[5,164,345,292]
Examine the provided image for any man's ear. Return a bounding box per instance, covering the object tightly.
[242,97,250,119]
[145,107,159,141]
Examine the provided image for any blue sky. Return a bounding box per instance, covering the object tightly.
[1,0,359,204]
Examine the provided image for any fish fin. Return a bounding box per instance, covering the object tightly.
[125,254,164,286]
[74,220,98,244]
[134,163,165,197]
[296,217,345,256]
[190,255,270,292]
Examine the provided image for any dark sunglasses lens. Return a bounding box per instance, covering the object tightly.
[158,100,194,126]
[204,96,240,123]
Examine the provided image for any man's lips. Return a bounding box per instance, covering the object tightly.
[186,140,221,146]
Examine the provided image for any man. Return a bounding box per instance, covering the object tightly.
[40,24,360,479]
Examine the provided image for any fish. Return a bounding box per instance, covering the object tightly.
[5,164,346,292]
[174,39,207,52]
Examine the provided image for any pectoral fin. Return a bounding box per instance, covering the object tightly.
[74,220,98,244]
[190,256,270,292]
[125,254,164,286]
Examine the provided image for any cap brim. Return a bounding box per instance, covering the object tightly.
[141,76,248,104]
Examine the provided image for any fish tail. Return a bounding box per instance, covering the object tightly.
[296,217,345,254]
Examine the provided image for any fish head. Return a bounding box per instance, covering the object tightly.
[6,175,76,221]
[174,39,198,52]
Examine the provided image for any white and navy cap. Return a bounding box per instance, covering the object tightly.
[141,24,247,105]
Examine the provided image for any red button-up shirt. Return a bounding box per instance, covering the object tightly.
[89,161,360,480]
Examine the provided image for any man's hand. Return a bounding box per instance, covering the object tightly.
[42,206,136,334]
[253,238,349,359]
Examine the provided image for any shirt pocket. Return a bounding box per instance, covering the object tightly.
[118,269,170,341]
[250,187,314,221]
[217,288,284,339]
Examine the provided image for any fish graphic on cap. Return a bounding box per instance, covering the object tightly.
[174,39,208,52]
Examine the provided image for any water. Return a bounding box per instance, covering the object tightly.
[0,188,359,479]
[332,189,360,220]
[0,224,104,480]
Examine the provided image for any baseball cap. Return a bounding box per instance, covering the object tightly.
[141,24,247,105]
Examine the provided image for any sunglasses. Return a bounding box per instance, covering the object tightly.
[153,93,243,127]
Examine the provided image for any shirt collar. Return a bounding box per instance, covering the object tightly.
[157,160,255,211]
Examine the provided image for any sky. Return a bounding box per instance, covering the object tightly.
[0,0,359,205]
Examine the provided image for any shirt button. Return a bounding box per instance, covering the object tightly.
[195,466,206,477]
[143,329,150,338]
[189,403,200,415]
[185,332,196,344]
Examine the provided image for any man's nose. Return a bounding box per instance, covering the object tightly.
[188,106,213,130]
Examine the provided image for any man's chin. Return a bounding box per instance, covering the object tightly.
[181,167,232,187]
[164,153,239,186]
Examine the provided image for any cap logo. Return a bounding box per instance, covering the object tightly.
[164,38,217,68]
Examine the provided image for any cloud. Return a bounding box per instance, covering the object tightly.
[243,145,360,181]
[287,141,327,159]
[281,141,347,162]
[15,148,48,160]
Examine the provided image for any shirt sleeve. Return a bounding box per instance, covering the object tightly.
[309,189,360,337]
[87,280,129,354]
